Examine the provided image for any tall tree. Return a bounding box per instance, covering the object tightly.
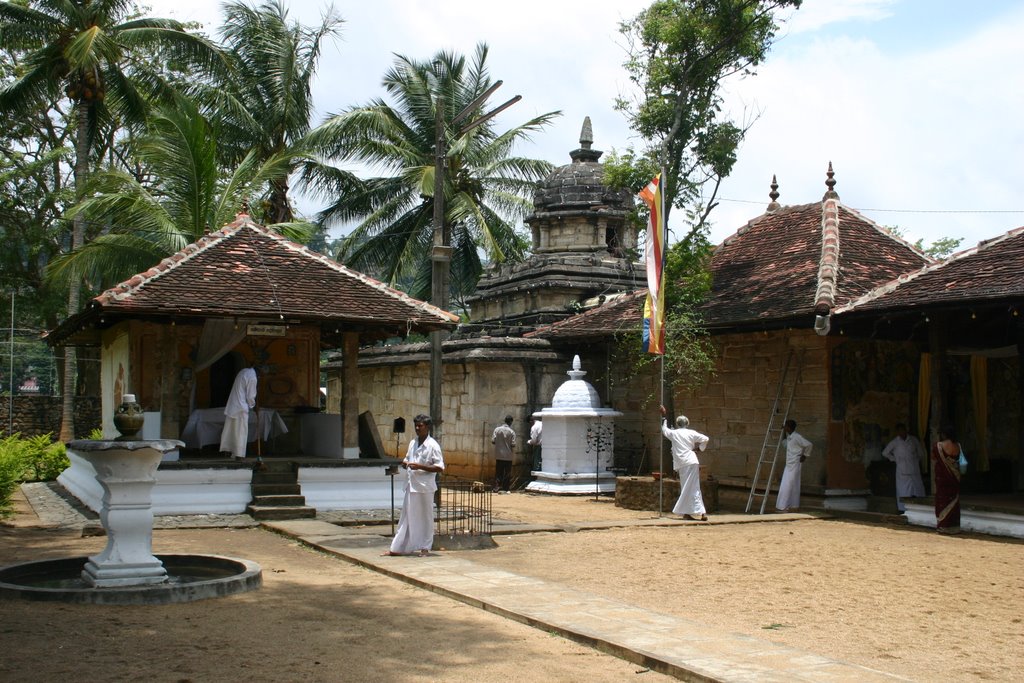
[303,44,558,307]
[0,0,224,439]
[618,0,801,236]
[49,96,314,289]
[202,0,342,224]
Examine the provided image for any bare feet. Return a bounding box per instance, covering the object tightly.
[380,550,402,556]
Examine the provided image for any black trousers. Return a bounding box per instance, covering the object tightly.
[494,459,513,491]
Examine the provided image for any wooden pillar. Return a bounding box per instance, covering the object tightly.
[340,331,360,459]
[1017,335,1024,491]
[927,314,948,443]
[159,325,179,439]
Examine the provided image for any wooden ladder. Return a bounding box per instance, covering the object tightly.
[746,348,804,514]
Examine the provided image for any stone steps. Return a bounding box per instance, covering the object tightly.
[247,504,316,521]
[248,461,316,521]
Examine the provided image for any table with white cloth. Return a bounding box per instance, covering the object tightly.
[181,407,289,450]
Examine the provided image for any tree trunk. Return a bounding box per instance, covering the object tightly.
[57,104,90,442]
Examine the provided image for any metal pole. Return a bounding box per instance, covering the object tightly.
[429,95,450,440]
[8,292,14,435]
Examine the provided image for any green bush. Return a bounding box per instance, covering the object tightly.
[0,434,31,517]
[0,433,71,517]
[26,436,69,482]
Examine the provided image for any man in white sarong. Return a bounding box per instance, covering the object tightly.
[528,416,543,471]
[882,423,927,512]
[660,405,711,521]
[775,419,812,512]
[220,365,258,460]
[383,414,445,556]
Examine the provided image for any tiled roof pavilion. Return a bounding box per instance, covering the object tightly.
[48,214,459,348]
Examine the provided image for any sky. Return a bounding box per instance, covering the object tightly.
[146,0,1024,252]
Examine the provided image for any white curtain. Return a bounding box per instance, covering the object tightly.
[189,318,247,413]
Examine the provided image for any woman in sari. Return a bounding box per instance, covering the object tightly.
[931,425,961,533]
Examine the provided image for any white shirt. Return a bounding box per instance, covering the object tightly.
[661,419,709,468]
[404,434,444,493]
[528,421,543,446]
[882,435,924,472]
[224,367,257,418]
[784,431,813,465]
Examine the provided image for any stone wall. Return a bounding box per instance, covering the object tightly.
[0,396,101,440]
[352,358,565,482]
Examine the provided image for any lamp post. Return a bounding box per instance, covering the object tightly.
[428,82,520,440]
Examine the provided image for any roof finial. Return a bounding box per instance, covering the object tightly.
[823,161,839,200]
[239,200,251,217]
[767,174,781,212]
[579,116,593,150]
[569,116,602,163]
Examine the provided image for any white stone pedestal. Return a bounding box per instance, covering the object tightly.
[70,439,183,588]
[526,356,622,495]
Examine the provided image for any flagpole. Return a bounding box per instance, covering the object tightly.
[658,166,667,518]
[658,352,665,517]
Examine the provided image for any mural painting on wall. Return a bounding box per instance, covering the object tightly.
[832,340,920,464]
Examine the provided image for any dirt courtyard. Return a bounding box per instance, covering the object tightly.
[2,490,1022,682]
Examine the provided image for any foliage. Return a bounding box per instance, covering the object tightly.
[611,304,717,406]
[0,432,68,516]
[48,95,315,289]
[0,439,21,516]
[884,225,963,261]
[616,0,801,236]
[198,0,343,224]
[914,235,962,260]
[303,43,559,306]
[0,0,227,439]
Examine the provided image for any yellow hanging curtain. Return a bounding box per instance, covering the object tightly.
[970,355,989,472]
[917,353,931,444]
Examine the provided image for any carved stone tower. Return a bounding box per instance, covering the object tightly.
[466,117,641,333]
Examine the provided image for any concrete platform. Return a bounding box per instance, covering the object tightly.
[265,517,910,683]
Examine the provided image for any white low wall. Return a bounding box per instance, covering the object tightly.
[298,464,397,510]
[58,451,253,516]
[904,501,1024,539]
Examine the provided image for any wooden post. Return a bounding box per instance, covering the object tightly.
[340,331,360,459]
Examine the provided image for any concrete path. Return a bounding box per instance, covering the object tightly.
[265,517,911,683]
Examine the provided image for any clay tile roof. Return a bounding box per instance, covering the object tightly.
[527,290,645,341]
[704,201,929,329]
[835,225,1024,315]
[49,215,458,345]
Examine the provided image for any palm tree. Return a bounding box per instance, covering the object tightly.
[303,43,558,307]
[198,0,342,225]
[49,96,314,289]
[0,0,224,440]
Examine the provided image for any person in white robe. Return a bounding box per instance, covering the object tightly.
[882,423,927,512]
[528,416,543,471]
[383,414,445,556]
[220,366,257,460]
[660,405,711,520]
[775,419,812,512]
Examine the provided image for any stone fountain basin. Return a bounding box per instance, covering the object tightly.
[0,554,261,605]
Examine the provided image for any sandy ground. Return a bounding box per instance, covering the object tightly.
[2,490,1022,682]
[474,494,1024,682]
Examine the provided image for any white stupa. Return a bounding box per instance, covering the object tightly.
[526,355,622,494]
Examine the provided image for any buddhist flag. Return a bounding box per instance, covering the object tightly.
[639,174,666,355]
